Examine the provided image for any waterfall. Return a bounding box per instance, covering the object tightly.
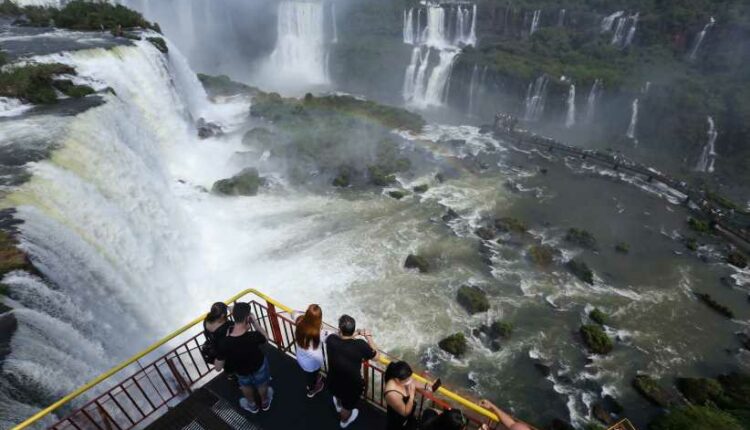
[696,116,718,173]
[558,9,566,26]
[565,84,576,128]
[404,8,415,44]
[530,9,541,35]
[401,2,473,107]
[585,79,602,124]
[601,11,624,33]
[331,3,338,43]
[467,64,479,114]
[626,98,639,142]
[0,39,213,425]
[524,75,549,122]
[611,17,626,45]
[689,17,716,60]
[624,13,638,47]
[267,1,329,87]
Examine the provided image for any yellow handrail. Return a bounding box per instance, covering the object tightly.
[12,288,500,430]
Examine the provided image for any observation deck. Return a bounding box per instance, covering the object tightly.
[11,289,636,430]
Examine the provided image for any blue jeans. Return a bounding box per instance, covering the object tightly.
[236,357,271,387]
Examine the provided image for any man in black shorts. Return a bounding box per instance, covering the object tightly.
[325,314,379,428]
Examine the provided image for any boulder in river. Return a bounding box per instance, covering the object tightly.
[565,228,597,249]
[456,285,489,314]
[474,226,496,241]
[727,251,747,269]
[614,242,630,254]
[0,231,32,277]
[566,258,594,285]
[438,333,467,357]
[649,406,743,430]
[211,168,265,196]
[388,190,406,200]
[404,254,429,273]
[694,292,734,319]
[589,308,607,326]
[528,244,559,266]
[688,217,711,233]
[412,184,429,193]
[676,377,723,405]
[632,374,677,408]
[580,324,613,354]
[494,217,527,233]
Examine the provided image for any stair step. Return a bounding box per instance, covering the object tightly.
[181,420,207,430]
[211,399,264,430]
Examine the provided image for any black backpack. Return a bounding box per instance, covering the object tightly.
[201,321,233,365]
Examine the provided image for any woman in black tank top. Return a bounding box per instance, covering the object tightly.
[384,361,418,430]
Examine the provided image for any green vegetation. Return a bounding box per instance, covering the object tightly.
[685,237,698,251]
[580,324,613,354]
[438,333,467,357]
[632,375,676,408]
[528,244,558,266]
[566,258,594,285]
[197,74,261,98]
[0,231,30,277]
[676,377,724,405]
[0,0,159,32]
[589,308,607,326]
[727,251,747,269]
[456,285,490,315]
[650,406,743,430]
[404,254,429,273]
[387,190,406,200]
[412,184,429,193]
[332,171,351,188]
[614,242,630,254]
[688,217,711,233]
[489,321,513,339]
[146,37,168,54]
[695,292,735,319]
[494,217,527,233]
[0,63,94,104]
[212,168,265,196]
[565,228,597,249]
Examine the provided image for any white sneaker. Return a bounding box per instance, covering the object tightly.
[332,395,342,413]
[239,397,259,414]
[340,408,359,428]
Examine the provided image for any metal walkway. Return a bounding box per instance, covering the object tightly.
[145,346,386,430]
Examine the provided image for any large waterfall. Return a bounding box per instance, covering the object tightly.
[585,79,602,124]
[696,116,718,173]
[626,98,639,143]
[265,1,330,89]
[523,75,549,122]
[689,17,716,60]
[402,2,475,108]
[565,84,576,128]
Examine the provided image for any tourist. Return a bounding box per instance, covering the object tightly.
[201,302,233,366]
[384,361,418,430]
[214,302,273,414]
[293,304,330,398]
[479,399,532,430]
[326,314,379,428]
[420,408,492,430]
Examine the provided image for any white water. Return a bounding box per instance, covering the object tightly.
[624,13,639,47]
[264,1,329,90]
[696,116,718,173]
[585,79,602,124]
[626,98,639,143]
[565,84,576,128]
[558,9,566,27]
[0,97,33,117]
[404,8,415,44]
[523,75,548,122]
[529,9,541,35]
[611,17,626,45]
[689,17,716,60]
[467,64,479,114]
[601,11,624,33]
[331,3,338,44]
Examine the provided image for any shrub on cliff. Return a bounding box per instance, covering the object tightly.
[0,63,77,104]
[456,285,489,314]
[580,324,612,354]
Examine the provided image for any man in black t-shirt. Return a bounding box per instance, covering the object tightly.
[215,302,273,414]
[325,314,379,428]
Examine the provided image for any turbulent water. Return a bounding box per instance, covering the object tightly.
[2,4,750,430]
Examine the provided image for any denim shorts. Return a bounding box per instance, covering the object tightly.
[237,357,271,387]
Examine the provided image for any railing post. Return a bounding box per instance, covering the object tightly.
[266,301,285,348]
[362,360,370,398]
[166,358,191,395]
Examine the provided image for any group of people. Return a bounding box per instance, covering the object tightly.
[201,302,531,430]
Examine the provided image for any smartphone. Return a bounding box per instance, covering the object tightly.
[431,378,442,392]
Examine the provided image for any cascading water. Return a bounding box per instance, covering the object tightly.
[600,11,624,33]
[401,2,474,108]
[565,84,576,128]
[467,64,479,114]
[523,75,548,122]
[558,9,566,27]
[331,3,338,44]
[624,13,638,47]
[585,79,602,124]
[626,98,639,143]
[689,17,716,60]
[265,1,329,89]
[611,17,626,45]
[696,116,718,173]
[529,9,541,35]
[609,13,639,48]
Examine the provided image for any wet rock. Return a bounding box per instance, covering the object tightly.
[602,395,623,414]
[494,217,527,233]
[332,172,350,187]
[566,258,594,285]
[688,217,711,233]
[720,277,736,288]
[441,208,459,222]
[614,242,630,254]
[589,308,607,326]
[694,292,734,318]
[475,226,497,241]
[211,168,264,196]
[717,372,750,410]
[534,362,552,377]
[580,324,613,354]
[528,244,559,266]
[727,251,747,269]
[737,333,750,350]
[404,254,429,273]
[146,36,168,53]
[478,124,493,134]
[368,166,396,186]
[685,237,698,251]
[0,231,32,277]
[649,406,743,430]
[549,418,575,430]
[197,118,222,139]
[456,285,489,314]
[435,172,445,183]
[565,228,597,249]
[438,333,467,357]
[388,190,406,200]
[676,377,723,405]
[412,184,429,193]
[632,374,677,407]
[592,403,614,425]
